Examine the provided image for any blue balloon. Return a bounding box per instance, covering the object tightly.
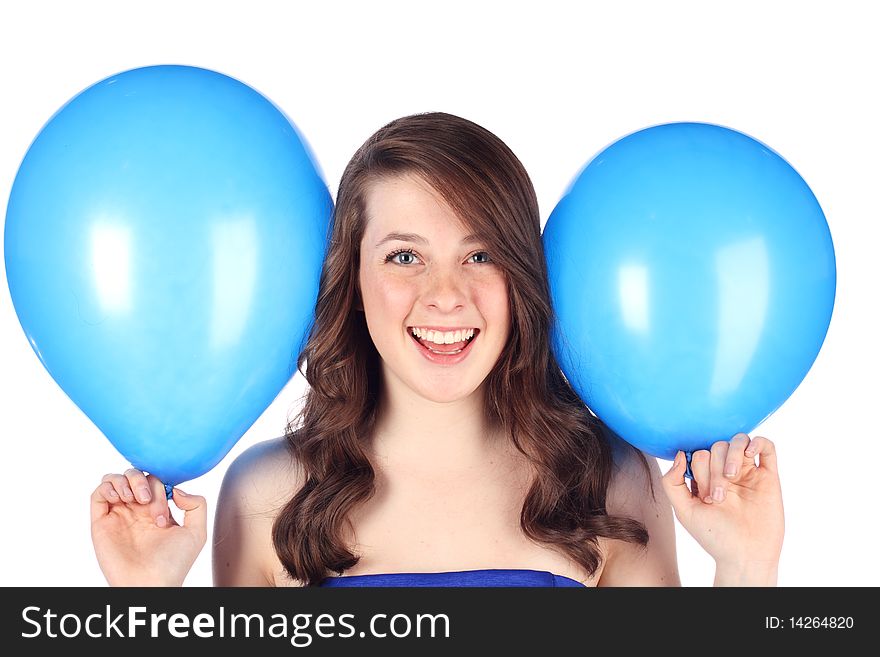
[5,65,331,486]
[543,122,836,460]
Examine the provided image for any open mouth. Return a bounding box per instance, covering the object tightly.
[408,328,480,355]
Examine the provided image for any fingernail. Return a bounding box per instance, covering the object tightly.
[108,489,118,499]
[713,487,725,502]
[703,495,713,504]
[174,488,187,496]
[156,515,167,528]
[122,488,134,500]
[724,463,737,477]
[136,487,151,503]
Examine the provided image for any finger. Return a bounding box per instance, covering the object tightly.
[745,436,778,473]
[97,481,121,503]
[661,451,698,515]
[124,468,152,505]
[146,475,171,527]
[90,484,111,523]
[690,450,711,503]
[724,433,751,480]
[171,488,208,541]
[101,473,135,502]
[708,440,730,504]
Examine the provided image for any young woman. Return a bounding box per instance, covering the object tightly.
[90,112,784,587]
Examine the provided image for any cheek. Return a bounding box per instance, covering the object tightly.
[474,277,511,334]
[361,271,417,316]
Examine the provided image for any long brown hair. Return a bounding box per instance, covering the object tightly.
[272,112,650,585]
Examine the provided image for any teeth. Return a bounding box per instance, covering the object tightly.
[410,327,475,344]
[429,346,463,354]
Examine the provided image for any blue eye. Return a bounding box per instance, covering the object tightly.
[383,249,492,266]
[384,248,420,265]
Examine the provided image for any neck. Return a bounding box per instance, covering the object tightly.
[367,370,507,473]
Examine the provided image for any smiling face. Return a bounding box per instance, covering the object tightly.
[358,173,511,404]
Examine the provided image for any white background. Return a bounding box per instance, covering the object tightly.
[1,0,877,587]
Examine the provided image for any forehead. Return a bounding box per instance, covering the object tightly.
[363,174,471,240]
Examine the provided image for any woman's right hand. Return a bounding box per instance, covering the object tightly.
[90,469,207,586]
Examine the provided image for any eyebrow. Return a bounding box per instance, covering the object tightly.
[375,232,482,247]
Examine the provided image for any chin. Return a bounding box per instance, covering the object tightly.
[414,381,482,405]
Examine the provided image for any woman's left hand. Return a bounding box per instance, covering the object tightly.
[661,433,784,574]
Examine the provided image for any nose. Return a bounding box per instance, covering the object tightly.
[423,266,467,313]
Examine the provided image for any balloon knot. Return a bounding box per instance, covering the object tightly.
[684,451,694,481]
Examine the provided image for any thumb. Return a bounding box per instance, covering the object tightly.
[661,451,696,516]
[171,488,208,538]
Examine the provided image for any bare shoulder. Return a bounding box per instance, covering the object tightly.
[599,428,681,586]
[213,435,306,586]
[606,435,657,515]
[221,435,305,512]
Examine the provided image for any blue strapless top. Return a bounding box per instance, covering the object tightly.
[319,568,586,587]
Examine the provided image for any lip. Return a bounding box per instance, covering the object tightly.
[407,325,479,333]
[408,328,479,365]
